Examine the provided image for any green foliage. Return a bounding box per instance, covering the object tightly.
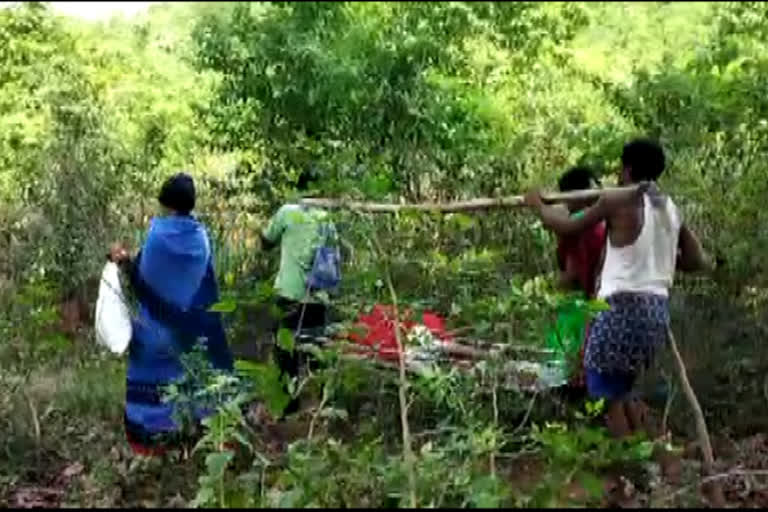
[234,359,291,418]
[0,2,219,296]
[529,420,654,506]
[163,344,240,441]
[276,328,295,354]
[190,2,592,201]
[264,430,515,508]
[0,281,67,368]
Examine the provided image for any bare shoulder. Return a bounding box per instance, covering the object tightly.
[604,196,644,246]
[602,184,646,210]
[608,201,640,224]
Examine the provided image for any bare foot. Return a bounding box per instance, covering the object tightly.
[625,398,659,437]
[605,400,632,438]
[652,444,683,485]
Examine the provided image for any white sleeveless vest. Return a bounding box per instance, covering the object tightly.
[597,193,682,299]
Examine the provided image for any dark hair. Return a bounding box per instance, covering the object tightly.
[296,164,319,192]
[158,172,196,214]
[558,166,600,192]
[621,138,665,182]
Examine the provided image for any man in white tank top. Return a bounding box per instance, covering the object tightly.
[525,139,713,438]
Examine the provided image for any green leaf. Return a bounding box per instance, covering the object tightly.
[585,398,605,417]
[577,470,604,499]
[235,359,291,417]
[579,426,606,447]
[205,450,234,478]
[209,299,237,313]
[278,488,303,509]
[191,486,215,508]
[300,343,327,362]
[469,475,505,508]
[449,213,476,231]
[234,359,261,375]
[361,172,393,198]
[586,299,611,313]
[630,440,655,460]
[277,328,295,354]
[268,303,283,321]
[232,432,253,451]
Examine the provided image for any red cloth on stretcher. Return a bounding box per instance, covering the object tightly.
[345,305,453,362]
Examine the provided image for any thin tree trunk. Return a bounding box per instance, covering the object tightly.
[385,272,418,508]
[666,325,725,507]
[367,216,418,508]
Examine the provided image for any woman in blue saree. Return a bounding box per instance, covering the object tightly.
[110,173,233,455]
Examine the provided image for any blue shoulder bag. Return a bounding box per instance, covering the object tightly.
[306,221,341,292]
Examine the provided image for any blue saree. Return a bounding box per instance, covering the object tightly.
[124,215,233,450]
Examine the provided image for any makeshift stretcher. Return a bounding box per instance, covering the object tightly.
[295,304,567,393]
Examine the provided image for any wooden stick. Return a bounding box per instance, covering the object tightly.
[300,186,639,213]
[666,324,725,507]
[298,337,552,362]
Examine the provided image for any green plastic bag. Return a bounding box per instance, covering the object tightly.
[546,296,610,381]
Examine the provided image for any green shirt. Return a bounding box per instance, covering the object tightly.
[262,204,335,302]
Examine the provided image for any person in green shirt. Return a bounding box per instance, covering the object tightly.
[261,168,338,414]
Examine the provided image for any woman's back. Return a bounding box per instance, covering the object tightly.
[139,216,211,310]
[129,214,232,372]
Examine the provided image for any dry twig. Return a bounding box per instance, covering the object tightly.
[658,469,768,505]
[666,325,725,507]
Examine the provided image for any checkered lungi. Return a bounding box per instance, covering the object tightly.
[584,292,669,400]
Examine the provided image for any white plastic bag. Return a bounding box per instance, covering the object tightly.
[94,261,132,354]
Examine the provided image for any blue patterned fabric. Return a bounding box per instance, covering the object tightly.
[124,215,233,446]
[583,292,668,399]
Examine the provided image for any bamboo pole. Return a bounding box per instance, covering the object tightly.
[300,185,639,213]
